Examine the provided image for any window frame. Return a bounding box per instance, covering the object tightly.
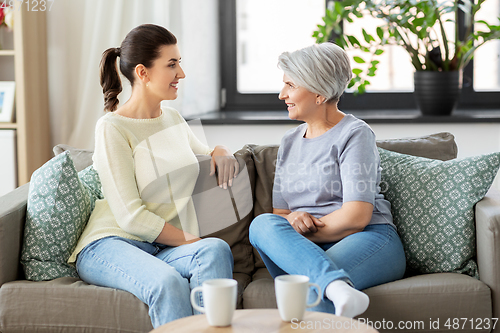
[219,0,500,111]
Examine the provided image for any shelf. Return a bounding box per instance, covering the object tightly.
[0,50,15,56]
[0,8,51,187]
[0,123,17,129]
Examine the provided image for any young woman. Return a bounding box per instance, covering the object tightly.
[68,24,236,328]
[249,43,406,318]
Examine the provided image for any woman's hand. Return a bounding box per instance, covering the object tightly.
[286,211,325,235]
[155,224,202,247]
[210,145,240,189]
[182,237,202,245]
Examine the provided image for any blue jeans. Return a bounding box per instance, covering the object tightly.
[76,236,234,328]
[249,213,406,313]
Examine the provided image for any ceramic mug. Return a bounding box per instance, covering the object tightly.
[275,275,321,322]
[190,278,238,326]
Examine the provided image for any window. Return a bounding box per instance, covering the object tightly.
[474,0,500,91]
[342,12,415,92]
[220,0,500,111]
[236,0,325,93]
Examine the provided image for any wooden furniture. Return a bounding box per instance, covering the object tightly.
[0,6,51,186]
[150,309,379,333]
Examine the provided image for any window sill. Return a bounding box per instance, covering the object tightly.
[187,109,500,125]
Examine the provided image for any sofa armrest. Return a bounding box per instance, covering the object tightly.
[0,184,29,287]
[476,187,500,322]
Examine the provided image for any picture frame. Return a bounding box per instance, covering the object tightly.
[0,81,15,123]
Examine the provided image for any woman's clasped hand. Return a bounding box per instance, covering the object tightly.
[283,210,325,235]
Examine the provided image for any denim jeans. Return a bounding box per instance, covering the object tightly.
[76,236,234,328]
[249,213,406,313]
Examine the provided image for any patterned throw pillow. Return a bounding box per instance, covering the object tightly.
[78,163,103,207]
[21,152,102,281]
[378,148,500,278]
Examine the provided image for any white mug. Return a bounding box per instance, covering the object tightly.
[190,278,237,326]
[275,275,321,322]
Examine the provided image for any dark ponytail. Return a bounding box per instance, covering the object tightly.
[99,24,177,112]
[100,47,122,112]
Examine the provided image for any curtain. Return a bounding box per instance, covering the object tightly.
[47,0,219,150]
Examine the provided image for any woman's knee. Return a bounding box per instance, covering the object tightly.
[151,268,190,299]
[198,238,233,262]
[392,241,407,279]
[334,226,406,289]
[249,213,285,244]
[382,226,406,279]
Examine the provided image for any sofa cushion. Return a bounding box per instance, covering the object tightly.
[233,272,252,309]
[0,183,30,285]
[376,132,457,161]
[379,148,500,277]
[194,155,253,237]
[243,277,277,309]
[0,278,153,333]
[78,165,104,203]
[53,144,94,172]
[250,145,280,217]
[0,273,255,332]
[361,273,491,332]
[21,152,103,281]
[201,147,256,278]
[247,144,280,270]
[242,272,491,333]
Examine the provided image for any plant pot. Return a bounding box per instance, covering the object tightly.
[414,70,462,116]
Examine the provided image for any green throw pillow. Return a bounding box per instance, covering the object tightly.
[79,163,103,206]
[378,148,500,278]
[21,152,103,281]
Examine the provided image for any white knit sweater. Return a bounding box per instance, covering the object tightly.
[69,107,211,263]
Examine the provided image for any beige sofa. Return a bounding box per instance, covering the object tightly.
[1,132,499,333]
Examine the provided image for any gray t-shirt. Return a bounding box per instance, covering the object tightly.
[273,114,393,227]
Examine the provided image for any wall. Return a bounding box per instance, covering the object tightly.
[200,123,500,191]
[0,130,17,196]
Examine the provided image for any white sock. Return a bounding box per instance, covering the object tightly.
[325,280,369,318]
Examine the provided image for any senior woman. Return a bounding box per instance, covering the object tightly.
[249,42,406,318]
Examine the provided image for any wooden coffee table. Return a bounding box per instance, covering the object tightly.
[150,309,379,332]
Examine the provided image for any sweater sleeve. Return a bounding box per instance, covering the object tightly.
[171,108,212,155]
[93,119,165,242]
[187,126,212,155]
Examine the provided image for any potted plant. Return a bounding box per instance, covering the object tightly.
[313,0,500,115]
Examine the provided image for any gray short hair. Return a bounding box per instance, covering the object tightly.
[278,43,352,103]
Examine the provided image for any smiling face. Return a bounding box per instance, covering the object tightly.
[278,73,318,121]
[146,44,185,100]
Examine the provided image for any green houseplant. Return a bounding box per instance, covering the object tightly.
[313,0,500,115]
